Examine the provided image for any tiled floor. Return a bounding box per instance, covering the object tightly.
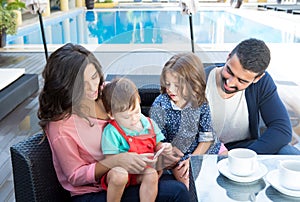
[1,3,300,201]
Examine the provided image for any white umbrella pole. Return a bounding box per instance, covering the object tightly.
[37,9,48,60]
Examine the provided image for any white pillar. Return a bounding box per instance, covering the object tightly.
[62,19,71,43]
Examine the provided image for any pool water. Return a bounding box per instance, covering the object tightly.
[7,8,300,45]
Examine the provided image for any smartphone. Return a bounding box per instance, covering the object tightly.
[153,146,165,159]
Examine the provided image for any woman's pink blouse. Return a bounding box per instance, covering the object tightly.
[46,114,108,196]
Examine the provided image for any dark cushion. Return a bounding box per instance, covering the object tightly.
[0,74,39,120]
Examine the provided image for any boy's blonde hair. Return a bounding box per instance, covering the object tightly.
[102,78,141,115]
[160,52,207,107]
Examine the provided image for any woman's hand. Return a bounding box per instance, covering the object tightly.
[101,152,152,174]
[140,153,158,168]
[175,159,189,179]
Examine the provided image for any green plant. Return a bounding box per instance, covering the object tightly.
[6,0,25,10]
[0,7,17,35]
[0,0,25,35]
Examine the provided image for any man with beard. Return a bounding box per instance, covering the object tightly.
[205,38,300,154]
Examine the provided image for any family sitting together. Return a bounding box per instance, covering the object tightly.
[38,38,300,202]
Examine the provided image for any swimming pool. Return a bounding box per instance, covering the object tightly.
[7,8,300,45]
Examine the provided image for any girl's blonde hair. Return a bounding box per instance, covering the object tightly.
[160,52,207,107]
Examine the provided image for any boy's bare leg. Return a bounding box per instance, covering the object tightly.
[138,167,159,202]
[106,167,128,202]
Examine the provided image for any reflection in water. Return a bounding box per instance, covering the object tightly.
[87,10,163,44]
[128,11,145,43]
[217,175,266,202]
[8,10,300,45]
[86,11,109,43]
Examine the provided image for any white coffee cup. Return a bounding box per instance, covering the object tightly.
[228,148,257,177]
[279,160,300,191]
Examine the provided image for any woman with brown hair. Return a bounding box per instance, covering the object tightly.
[38,43,189,201]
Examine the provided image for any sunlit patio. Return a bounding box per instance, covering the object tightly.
[1,1,300,201]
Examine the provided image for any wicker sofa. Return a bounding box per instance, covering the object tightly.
[10,133,71,202]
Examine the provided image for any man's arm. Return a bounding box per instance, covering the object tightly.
[246,72,292,154]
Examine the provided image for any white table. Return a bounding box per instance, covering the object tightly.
[190,155,300,202]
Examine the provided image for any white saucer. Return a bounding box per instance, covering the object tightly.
[217,158,268,183]
[266,169,300,197]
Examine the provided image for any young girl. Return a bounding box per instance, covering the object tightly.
[150,52,227,189]
[101,78,173,202]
